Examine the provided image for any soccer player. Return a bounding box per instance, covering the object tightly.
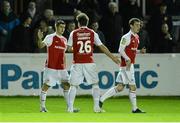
[99,18,146,113]
[37,19,70,112]
[67,13,120,113]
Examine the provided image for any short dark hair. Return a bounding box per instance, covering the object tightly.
[55,18,65,27]
[129,18,141,26]
[76,13,89,26]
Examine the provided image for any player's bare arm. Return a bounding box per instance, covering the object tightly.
[37,29,46,48]
[98,44,121,64]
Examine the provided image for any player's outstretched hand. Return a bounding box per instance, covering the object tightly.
[113,56,121,64]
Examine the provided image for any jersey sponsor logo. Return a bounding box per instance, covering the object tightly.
[131,48,137,51]
[54,45,65,50]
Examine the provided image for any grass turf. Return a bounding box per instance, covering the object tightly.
[0,96,180,122]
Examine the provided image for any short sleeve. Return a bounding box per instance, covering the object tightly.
[120,37,128,46]
[67,32,73,46]
[42,35,53,47]
[118,36,129,52]
[94,32,102,46]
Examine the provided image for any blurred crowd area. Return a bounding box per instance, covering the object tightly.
[0,0,180,53]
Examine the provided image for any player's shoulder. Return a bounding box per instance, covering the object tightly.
[60,35,67,40]
[43,33,55,42]
[120,32,131,45]
[122,31,131,39]
[86,27,94,32]
[74,27,94,33]
[46,32,56,38]
[70,28,79,36]
[85,27,96,34]
[60,35,68,43]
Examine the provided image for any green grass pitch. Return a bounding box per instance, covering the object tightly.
[0,96,180,122]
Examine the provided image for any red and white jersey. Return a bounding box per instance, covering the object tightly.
[43,33,67,70]
[118,30,139,67]
[68,27,102,63]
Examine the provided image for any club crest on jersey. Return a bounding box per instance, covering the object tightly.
[121,38,126,45]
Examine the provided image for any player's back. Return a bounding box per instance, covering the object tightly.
[72,27,95,63]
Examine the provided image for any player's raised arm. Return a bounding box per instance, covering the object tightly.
[98,44,121,64]
[37,29,46,48]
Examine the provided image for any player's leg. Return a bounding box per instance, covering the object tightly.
[84,63,103,112]
[126,67,137,112]
[99,83,124,108]
[91,83,101,112]
[68,84,78,112]
[61,81,80,113]
[99,68,126,108]
[129,84,137,111]
[129,85,145,113]
[126,65,145,113]
[40,68,57,112]
[61,81,70,107]
[40,83,50,112]
[59,69,73,110]
[67,64,83,113]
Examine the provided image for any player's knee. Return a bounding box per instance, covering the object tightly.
[116,84,124,92]
[41,83,50,92]
[61,81,70,90]
[129,85,136,91]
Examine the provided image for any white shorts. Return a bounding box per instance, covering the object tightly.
[69,63,98,86]
[116,64,136,85]
[43,67,69,87]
